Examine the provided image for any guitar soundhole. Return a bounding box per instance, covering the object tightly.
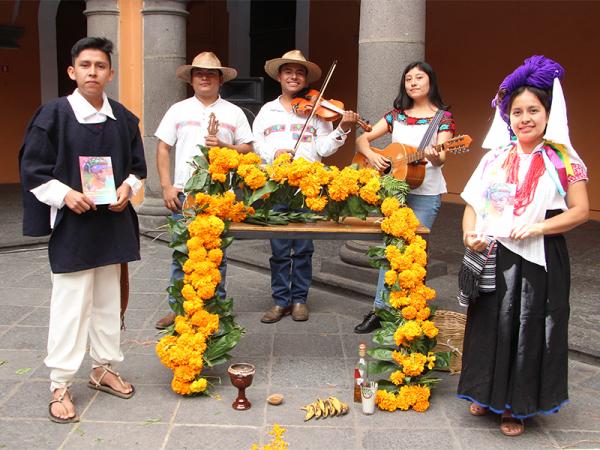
[383,165,391,175]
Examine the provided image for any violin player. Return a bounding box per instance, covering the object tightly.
[253,50,359,323]
[154,52,254,329]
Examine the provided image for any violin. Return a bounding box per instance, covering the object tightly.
[291,88,372,132]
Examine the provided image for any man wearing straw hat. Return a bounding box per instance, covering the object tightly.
[155,52,253,329]
[253,49,359,323]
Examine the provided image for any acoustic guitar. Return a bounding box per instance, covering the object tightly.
[352,134,472,189]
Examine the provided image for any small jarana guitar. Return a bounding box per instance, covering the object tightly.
[352,134,472,189]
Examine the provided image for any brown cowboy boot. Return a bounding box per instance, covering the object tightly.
[261,305,291,323]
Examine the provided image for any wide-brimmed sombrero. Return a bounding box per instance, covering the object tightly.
[264,50,322,83]
[176,52,237,83]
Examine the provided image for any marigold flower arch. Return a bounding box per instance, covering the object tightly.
[156,147,451,410]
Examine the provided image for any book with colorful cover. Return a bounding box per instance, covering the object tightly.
[79,156,117,205]
[476,182,516,238]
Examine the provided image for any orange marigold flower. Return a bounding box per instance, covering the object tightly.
[306,196,328,212]
[171,376,192,395]
[380,197,400,217]
[400,352,427,377]
[389,291,410,309]
[375,389,398,412]
[390,370,406,386]
[384,270,397,287]
[421,320,439,339]
[391,350,406,366]
[190,377,208,393]
[413,400,430,412]
[401,305,417,320]
[416,306,431,321]
[426,352,436,370]
[398,321,422,343]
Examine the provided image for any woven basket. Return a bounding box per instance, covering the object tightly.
[433,310,467,374]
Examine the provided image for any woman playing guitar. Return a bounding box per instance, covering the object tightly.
[354,61,456,334]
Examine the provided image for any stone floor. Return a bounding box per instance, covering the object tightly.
[1,237,600,450]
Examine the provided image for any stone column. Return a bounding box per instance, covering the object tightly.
[84,0,120,100]
[137,0,189,232]
[340,0,426,268]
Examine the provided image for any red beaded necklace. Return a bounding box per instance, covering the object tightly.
[501,144,546,216]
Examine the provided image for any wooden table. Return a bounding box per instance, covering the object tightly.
[228,217,429,240]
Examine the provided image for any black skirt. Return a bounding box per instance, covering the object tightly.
[457,233,570,419]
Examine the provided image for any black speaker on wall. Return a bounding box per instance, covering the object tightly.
[221,77,264,126]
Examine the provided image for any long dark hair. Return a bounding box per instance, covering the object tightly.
[393,61,448,111]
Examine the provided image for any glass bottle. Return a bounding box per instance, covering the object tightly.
[353,343,368,403]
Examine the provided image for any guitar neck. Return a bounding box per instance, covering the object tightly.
[410,142,445,163]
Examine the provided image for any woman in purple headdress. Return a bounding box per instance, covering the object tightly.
[457,56,589,436]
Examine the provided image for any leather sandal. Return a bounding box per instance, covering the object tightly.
[155,311,176,330]
[48,387,79,424]
[469,403,487,416]
[500,414,524,436]
[88,365,135,399]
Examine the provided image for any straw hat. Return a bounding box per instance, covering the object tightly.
[264,50,322,83]
[176,52,238,83]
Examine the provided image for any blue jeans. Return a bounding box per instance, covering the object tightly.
[270,204,314,307]
[373,193,441,309]
[169,193,227,305]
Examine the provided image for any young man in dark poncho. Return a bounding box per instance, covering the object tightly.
[19,37,147,423]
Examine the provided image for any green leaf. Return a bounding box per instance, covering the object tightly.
[213,317,236,337]
[409,335,435,355]
[204,328,243,365]
[184,172,208,193]
[170,242,189,255]
[0,360,7,367]
[246,181,279,206]
[205,296,234,316]
[221,236,235,249]
[367,347,395,361]
[381,319,400,332]
[192,154,209,170]
[142,417,161,425]
[372,326,395,347]
[199,145,210,160]
[375,308,401,324]
[367,360,396,376]
[204,354,231,367]
[15,367,32,375]
[375,379,399,393]
[347,195,367,220]
[434,351,452,370]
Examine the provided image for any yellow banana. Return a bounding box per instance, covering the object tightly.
[328,396,343,415]
[314,401,322,418]
[322,399,330,418]
[300,396,349,420]
[304,404,315,421]
[318,398,326,413]
[340,402,349,415]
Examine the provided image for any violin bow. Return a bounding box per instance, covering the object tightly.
[292,59,338,155]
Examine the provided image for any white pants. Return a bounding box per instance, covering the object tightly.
[45,264,123,391]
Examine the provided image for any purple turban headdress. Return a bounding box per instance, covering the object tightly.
[492,55,565,125]
[482,55,586,197]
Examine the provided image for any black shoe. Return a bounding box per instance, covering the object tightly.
[354,311,381,334]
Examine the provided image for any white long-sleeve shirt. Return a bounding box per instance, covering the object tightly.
[252,97,349,164]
